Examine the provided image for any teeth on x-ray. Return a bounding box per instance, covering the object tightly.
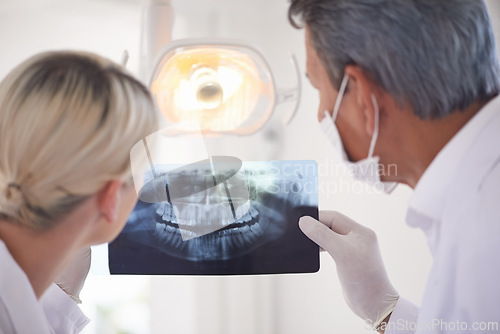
[169,166,250,240]
[140,157,251,241]
[154,202,261,238]
[128,161,314,261]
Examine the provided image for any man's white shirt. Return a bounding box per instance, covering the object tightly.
[386,95,500,334]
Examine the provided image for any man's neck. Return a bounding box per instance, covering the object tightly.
[392,97,494,188]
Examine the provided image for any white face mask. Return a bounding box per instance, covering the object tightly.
[319,75,397,194]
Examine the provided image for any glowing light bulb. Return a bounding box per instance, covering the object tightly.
[190,67,223,110]
[217,66,243,102]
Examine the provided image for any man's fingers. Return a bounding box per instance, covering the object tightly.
[299,216,345,258]
[319,210,362,235]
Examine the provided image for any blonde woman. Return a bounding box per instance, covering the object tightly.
[0,51,157,333]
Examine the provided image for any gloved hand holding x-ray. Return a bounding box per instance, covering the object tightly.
[299,212,399,329]
[107,125,319,275]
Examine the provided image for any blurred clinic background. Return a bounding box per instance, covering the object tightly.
[1,0,500,333]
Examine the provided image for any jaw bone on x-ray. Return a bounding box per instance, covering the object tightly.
[109,159,319,275]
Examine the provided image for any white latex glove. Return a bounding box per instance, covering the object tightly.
[55,247,91,304]
[299,211,399,329]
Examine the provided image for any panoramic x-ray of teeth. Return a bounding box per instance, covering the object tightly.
[109,160,319,275]
[140,156,252,241]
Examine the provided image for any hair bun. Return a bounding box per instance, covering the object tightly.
[6,182,22,198]
[0,178,24,217]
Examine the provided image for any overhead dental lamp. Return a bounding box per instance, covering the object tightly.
[140,0,301,136]
[149,40,278,134]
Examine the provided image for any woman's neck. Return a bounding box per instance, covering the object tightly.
[0,199,98,298]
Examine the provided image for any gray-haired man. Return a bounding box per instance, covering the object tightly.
[291,1,500,333]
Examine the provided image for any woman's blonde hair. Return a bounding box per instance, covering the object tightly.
[0,51,158,230]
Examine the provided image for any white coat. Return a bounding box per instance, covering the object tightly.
[385,95,500,333]
[0,240,89,333]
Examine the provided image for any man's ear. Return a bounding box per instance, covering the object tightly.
[344,65,378,137]
[98,180,122,223]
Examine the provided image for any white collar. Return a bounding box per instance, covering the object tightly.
[0,239,52,333]
[406,95,500,229]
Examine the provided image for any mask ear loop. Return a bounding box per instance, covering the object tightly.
[331,74,350,122]
[368,94,380,158]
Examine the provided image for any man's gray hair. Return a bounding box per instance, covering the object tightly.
[289,0,500,119]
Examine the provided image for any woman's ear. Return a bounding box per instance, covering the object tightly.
[98,180,122,223]
[344,65,378,137]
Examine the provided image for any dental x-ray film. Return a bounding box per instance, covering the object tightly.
[108,160,319,275]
